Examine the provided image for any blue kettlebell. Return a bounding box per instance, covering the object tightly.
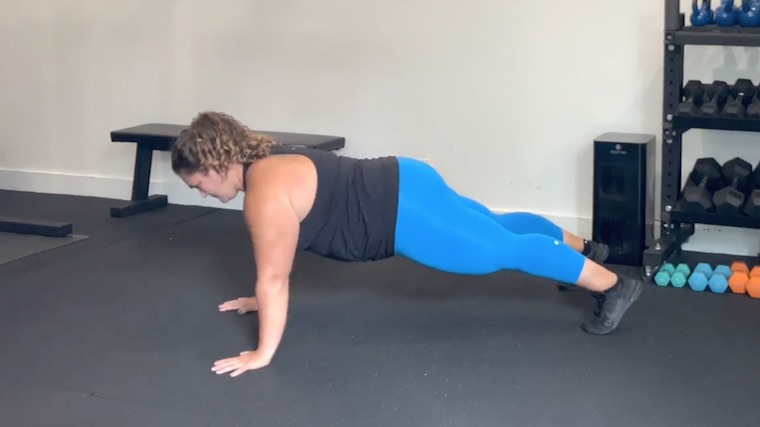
[715,0,738,26]
[691,0,715,26]
[739,0,760,26]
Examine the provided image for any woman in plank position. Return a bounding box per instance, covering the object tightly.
[172,111,643,378]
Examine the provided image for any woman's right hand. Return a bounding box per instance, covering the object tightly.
[218,296,259,314]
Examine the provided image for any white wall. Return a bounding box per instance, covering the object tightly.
[2,0,760,255]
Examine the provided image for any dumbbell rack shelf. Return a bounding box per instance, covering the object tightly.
[669,208,760,230]
[672,116,760,133]
[642,0,760,280]
[669,24,760,47]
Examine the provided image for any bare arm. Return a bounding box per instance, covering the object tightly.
[244,180,300,361]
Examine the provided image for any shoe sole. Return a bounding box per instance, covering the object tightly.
[610,279,643,330]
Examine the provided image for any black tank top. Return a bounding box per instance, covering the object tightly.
[245,145,399,261]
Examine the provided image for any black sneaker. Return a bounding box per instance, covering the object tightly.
[585,241,610,264]
[581,274,643,335]
[557,241,610,291]
[591,292,605,317]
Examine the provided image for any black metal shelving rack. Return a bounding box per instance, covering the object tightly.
[641,0,760,279]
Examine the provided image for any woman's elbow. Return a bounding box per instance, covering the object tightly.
[256,274,289,292]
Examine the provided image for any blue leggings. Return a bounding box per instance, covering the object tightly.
[393,157,586,284]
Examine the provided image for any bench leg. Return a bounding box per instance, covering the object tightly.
[131,143,153,200]
[110,143,169,218]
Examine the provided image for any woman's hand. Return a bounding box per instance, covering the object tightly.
[212,350,271,377]
[218,296,258,314]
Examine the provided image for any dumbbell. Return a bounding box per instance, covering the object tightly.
[716,0,739,26]
[738,0,760,27]
[708,264,731,293]
[677,81,706,116]
[713,157,752,215]
[731,264,760,296]
[744,189,760,217]
[747,266,760,297]
[688,263,732,292]
[728,261,750,293]
[691,0,715,26]
[721,79,756,118]
[654,263,690,287]
[688,262,714,291]
[654,263,676,287]
[680,157,722,212]
[747,280,760,297]
[744,159,760,217]
[746,92,760,118]
[699,81,730,116]
[672,263,691,288]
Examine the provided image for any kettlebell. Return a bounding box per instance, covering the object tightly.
[715,0,738,26]
[691,0,715,26]
[739,0,760,26]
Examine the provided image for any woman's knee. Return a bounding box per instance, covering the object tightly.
[508,233,585,282]
[496,212,563,239]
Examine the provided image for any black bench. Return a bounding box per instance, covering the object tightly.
[109,123,346,218]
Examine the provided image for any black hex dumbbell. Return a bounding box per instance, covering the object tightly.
[746,85,760,119]
[699,81,730,117]
[677,80,705,116]
[743,160,760,217]
[713,157,753,215]
[680,157,723,212]
[721,79,756,118]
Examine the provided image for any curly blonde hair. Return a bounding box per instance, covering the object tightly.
[171,111,279,175]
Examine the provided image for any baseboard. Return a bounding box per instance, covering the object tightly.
[0,168,242,210]
[0,168,135,200]
[2,169,759,257]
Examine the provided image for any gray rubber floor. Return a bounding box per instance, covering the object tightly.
[0,232,88,265]
[1,189,759,427]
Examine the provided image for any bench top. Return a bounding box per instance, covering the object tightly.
[110,123,345,151]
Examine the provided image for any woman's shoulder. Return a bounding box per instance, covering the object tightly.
[246,151,316,182]
[243,154,318,221]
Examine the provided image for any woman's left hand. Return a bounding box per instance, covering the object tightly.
[211,350,271,377]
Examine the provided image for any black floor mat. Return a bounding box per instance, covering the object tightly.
[0,189,215,273]
[1,191,760,426]
[0,232,89,265]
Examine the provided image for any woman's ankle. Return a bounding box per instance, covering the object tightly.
[576,260,618,292]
